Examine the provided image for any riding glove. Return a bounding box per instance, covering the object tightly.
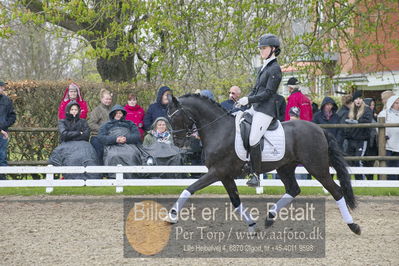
[237,97,249,106]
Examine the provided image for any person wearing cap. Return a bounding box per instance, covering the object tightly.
[284,77,313,121]
[344,90,373,180]
[0,81,16,180]
[235,33,282,187]
[58,82,89,120]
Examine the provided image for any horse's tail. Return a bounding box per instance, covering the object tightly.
[323,130,357,210]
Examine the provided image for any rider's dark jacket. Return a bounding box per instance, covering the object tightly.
[248,58,282,118]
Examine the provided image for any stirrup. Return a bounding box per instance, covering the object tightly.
[246,173,260,187]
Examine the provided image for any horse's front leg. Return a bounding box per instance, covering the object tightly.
[221,177,257,234]
[166,169,219,224]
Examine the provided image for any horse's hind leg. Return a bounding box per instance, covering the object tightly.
[166,170,218,224]
[306,165,361,235]
[265,163,300,227]
[221,178,257,233]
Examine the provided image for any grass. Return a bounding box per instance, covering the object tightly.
[0,186,397,196]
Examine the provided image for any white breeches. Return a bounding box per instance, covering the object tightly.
[245,107,273,146]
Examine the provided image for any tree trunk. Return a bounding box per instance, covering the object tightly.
[96,54,136,82]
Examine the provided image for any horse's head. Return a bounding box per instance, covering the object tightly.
[167,94,196,148]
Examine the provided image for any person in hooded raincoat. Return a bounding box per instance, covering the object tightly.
[58,82,88,120]
[143,86,172,131]
[142,117,184,178]
[49,101,100,179]
[98,105,142,178]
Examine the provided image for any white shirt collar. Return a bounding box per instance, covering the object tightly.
[261,55,276,71]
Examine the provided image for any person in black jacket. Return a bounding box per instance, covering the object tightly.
[236,34,282,187]
[0,81,16,180]
[58,101,90,142]
[49,101,100,180]
[313,96,340,137]
[344,91,372,180]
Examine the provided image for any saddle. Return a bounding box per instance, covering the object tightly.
[239,112,279,153]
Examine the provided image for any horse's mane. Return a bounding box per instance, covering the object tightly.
[179,93,230,115]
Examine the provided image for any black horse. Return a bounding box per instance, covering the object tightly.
[166,94,360,235]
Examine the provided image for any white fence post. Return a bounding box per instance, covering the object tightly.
[256,174,264,194]
[115,164,123,193]
[46,165,54,193]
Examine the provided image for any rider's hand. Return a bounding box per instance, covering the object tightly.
[237,97,249,106]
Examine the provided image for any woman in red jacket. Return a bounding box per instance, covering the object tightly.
[58,83,89,120]
[124,93,145,139]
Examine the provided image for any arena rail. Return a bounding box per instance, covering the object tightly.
[0,165,398,194]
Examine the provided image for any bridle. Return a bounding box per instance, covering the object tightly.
[167,104,232,138]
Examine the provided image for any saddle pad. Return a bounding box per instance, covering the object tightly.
[234,111,285,162]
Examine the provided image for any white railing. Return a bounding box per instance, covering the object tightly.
[0,165,398,194]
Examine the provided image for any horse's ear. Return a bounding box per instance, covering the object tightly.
[168,94,179,107]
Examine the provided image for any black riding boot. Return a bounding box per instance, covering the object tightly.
[246,142,262,187]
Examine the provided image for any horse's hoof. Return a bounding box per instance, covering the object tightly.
[164,209,178,224]
[248,223,257,235]
[348,223,361,235]
[265,213,275,228]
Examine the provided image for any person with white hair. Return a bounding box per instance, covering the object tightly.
[284,77,313,121]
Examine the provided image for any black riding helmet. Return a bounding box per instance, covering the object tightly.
[258,33,281,57]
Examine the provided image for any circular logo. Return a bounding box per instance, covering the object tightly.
[125,200,171,255]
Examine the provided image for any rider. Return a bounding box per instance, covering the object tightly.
[237,33,282,187]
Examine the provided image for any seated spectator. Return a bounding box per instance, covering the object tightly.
[98,105,142,178]
[344,91,372,180]
[144,86,171,131]
[124,93,145,139]
[58,82,88,120]
[0,80,16,180]
[49,101,100,180]
[378,95,399,180]
[143,117,184,178]
[88,89,113,164]
[313,96,340,137]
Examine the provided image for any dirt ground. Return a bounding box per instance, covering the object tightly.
[0,195,397,266]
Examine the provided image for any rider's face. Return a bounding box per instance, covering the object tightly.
[259,46,272,60]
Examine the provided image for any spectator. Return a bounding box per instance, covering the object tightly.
[378,95,399,180]
[381,90,394,110]
[124,93,145,139]
[0,81,16,180]
[284,77,313,121]
[49,101,100,180]
[143,117,174,146]
[344,91,372,180]
[88,89,113,164]
[221,86,243,113]
[144,86,172,131]
[143,117,184,178]
[364,98,378,180]
[58,82,88,120]
[313,96,340,137]
[274,94,286,122]
[200,90,215,101]
[98,105,142,178]
[336,94,353,151]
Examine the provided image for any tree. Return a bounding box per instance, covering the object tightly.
[0,0,396,92]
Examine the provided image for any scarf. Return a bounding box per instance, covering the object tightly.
[151,130,171,143]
